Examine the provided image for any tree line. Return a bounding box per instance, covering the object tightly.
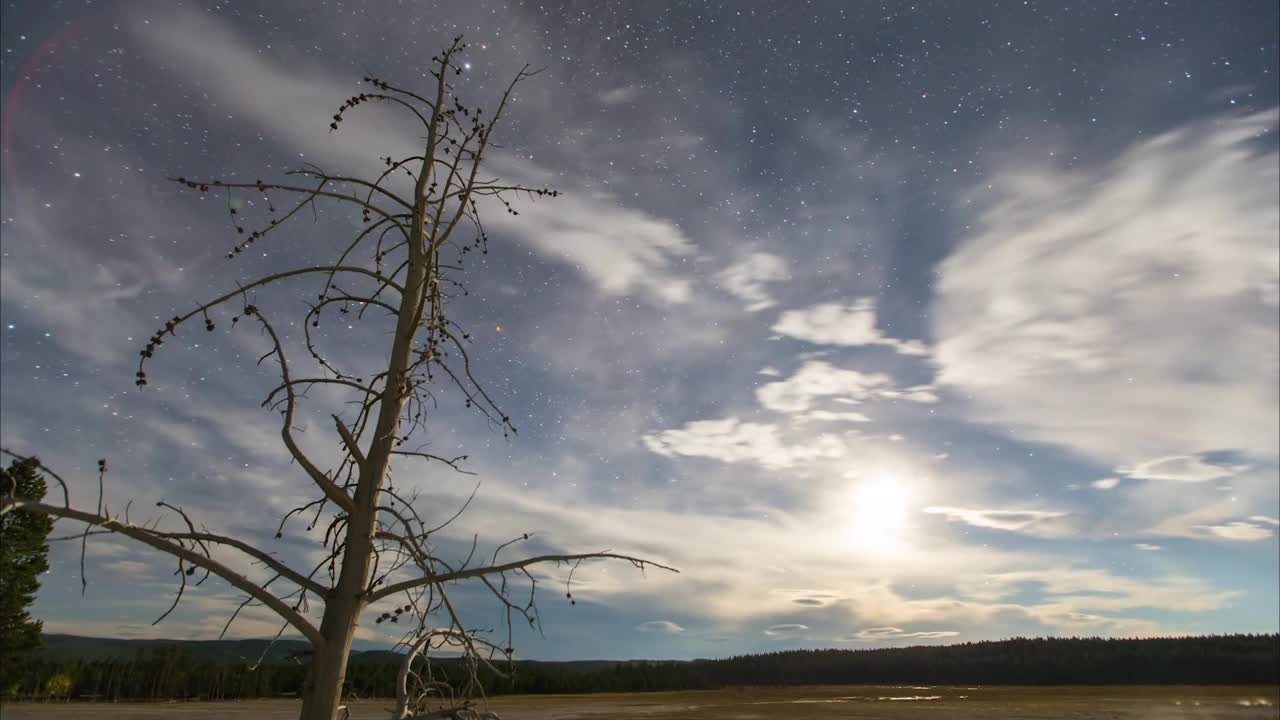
[6,634,1276,701]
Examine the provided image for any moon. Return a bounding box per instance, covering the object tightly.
[845,474,913,551]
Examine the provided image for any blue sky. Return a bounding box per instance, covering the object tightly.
[1,0,1277,660]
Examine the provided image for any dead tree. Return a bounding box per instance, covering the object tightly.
[0,38,675,720]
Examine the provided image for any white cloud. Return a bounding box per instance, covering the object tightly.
[1134,543,1162,551]
[799,410,872,424]
[764,623,809,637]
[1249,515,1280,526]
[1118,455,1244,483]
[1195,521,1275,542]
[773,300,930,355]
[717,252,789,311]
[753,361,936,420]
[756,360,893,413]
[491,184,696,303]
[642,417,845,469]
[933,110,1280,467]
[877,386,941,404]
[924,506,1070,533]
[843,626,959,642]
[635,620,685,634]
[1091,477,1120,490]
[757,366,782,377]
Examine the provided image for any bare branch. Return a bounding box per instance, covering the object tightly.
[159,531,327,596]
[333,415,366,466]
[369,552,678,603]
[2,497,324,648]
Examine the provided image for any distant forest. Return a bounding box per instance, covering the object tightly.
[6,634,1278,702]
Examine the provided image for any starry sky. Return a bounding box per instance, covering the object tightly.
[1,0,1277,660]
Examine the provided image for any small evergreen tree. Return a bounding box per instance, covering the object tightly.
[0,459,54,670]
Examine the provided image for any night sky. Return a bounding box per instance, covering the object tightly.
[1,0,1277,660]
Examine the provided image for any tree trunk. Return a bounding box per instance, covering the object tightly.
[299,574,365,719]
[298,147,433,720]
[297,270,419,719]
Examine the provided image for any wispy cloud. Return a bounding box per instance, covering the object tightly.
[756,360,936,415]
[717,252,789,311]
[756,361,892,413]
[933,110,1280,468]
[924,507,1070,534]
[843,626,959,642]
[599,85,642,105]
[1118,455,1246,483]
[131,10,700,306]
[772,300,929,355]
[1194,521,1275,542]
[636,620,686,634]
[642,417,845,469]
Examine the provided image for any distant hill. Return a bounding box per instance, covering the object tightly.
[41,634,316,664]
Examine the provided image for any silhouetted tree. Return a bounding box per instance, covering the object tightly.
[0,459,53,676]
[0,37,674,720]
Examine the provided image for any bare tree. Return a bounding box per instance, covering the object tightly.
[0,38,675,720]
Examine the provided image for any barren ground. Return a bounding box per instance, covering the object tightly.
[4,685,1278,719]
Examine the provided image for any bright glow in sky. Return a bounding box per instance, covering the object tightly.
[841,474,915,554]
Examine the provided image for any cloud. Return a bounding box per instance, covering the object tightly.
[953,568,1237,614]
[599,85,642,105]
[642,417,844,469]
[924,507,1070,533]
[0,160,195,368]
[132,10,698,306]
[844,626,959,642]
[100,560,153,577]
[799,410,872,424]
[876,386,941,404]
[1194,521,1275,542]
[774,589,843,608]
[635,620,685,634]
[717,252,789,311]
[772,300,930,355]
[1134,543,1162,551]
[1249,515,1280,526]
[1118,455,1244,483]
[764,623,809,637]
[755,361,938,416]
[756,360,892,413]
[1091,477,1121,490]
[491,183,696,303]
[933,110,1280,467]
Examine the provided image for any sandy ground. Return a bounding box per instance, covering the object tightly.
[3,685,1278,719]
